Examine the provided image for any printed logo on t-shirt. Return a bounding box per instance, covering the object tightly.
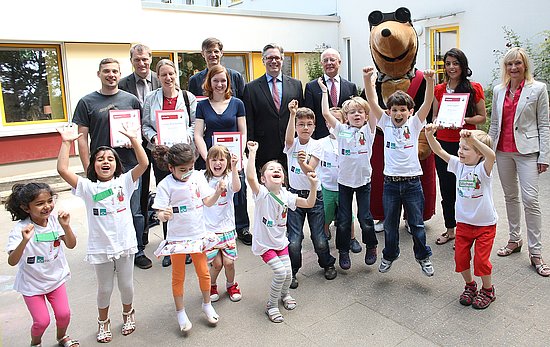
[27,256,35,264]
[36,256,44,263]
[341,149,351,156]
[290,166,302,174]
[262,217,274,227]
[320,160,334,168]
[458,173,482,198]
[93,208,107,216]
[173,206,188,213]
[358,132,366,145]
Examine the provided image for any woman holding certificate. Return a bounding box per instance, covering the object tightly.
[488,47,550,277]
[194,64,246,170]
[432,48,487,246]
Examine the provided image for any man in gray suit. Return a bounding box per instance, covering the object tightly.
[304,48,358,140]
[119,44,160,269]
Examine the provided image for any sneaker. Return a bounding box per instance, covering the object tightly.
[290,276,299,289]
[416,257,434,277]
[472,286,496,309]
[350,238,363,253]
[378,257,395,273]
[162,255,172,267]
[364,247,377,265]
[459,281,478,306]
[227,283,242,302]
[324,266,337,280]
[237,228,252,246]
[339,251,351,270]
[134,254,152,269]
[374,220,384,233]
[185,254,192,264]
[210,284,220,302]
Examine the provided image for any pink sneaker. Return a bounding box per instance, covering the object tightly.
[210,284,219,302]
[227,283,242,302]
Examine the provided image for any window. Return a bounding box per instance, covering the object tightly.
[0,44,66,125]
[221,54,249,82]
[430,27,459,84]
[282,53,294,77]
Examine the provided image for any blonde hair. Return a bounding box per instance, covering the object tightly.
[329,107,345,123]
[501,47,534,86]
[341,97,370,122]
[469,130,493,149]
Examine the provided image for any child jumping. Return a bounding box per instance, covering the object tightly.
[57,124,147,343]
[363,66,435,277]
[246,141,318,323]
[203,145,243,302]
[6,183,79,347]
[426,125,498,309]
[152,143,223,332]
[284,99,337,288]
[318,78,378,270]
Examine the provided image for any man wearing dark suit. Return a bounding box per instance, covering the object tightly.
[244,43,303,173]
[188,37,245,99]
[304,48,358,140]
[188,37,252,246]
[118,44,160,269]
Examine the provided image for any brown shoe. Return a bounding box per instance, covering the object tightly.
[459,281,477,306]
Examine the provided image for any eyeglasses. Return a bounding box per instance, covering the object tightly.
[368,7,411,28]
[264,56,282,62]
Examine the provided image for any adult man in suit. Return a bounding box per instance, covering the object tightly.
[119,44,160,269]
[304,48,358,140]
[188,37,252,246]
[244,43,303,173]
[188,37,246,99]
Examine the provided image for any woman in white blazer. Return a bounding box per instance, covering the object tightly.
[488,47,550,277]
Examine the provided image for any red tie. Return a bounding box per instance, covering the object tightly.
[330,78,338,107]
[272,77,280,111]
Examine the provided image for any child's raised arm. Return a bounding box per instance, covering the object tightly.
[461,129,496,175]
[363,66,385,121]
[416,70,435,123]
[425,123,451,163]
[58,210,77,249]
[246,141,261,196]
[296,172,319,209]
[57,125,83,189]
[317,78,338,129]
[7,224,34,266]
[230,154,241,193]
[120,124,149,182]
[285,99,299,149]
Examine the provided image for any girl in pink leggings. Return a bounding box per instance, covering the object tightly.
[6,183,79,347]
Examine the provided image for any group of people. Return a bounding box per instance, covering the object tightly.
[5,37,549,345]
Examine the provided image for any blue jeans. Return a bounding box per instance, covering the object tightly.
[287,190,335,274]
[336,183,377,252]
[122,163,145,255]
[382,178,432,261]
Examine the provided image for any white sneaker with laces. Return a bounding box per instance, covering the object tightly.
[417,257,434,277]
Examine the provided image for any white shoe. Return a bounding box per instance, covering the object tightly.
[374,220,384,232]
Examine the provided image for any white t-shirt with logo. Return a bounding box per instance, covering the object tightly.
[318,135,339,191]
[6,215,70,296]
[74,172,137,258]
[283,137,322,191]
[202,173,236,233]
[448,156,498,226]
[153,171,215,241]
[334,122,374,188]
[251,185,297,256]
[378,113,424,177]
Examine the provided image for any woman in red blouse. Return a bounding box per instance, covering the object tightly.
[432,48,487,245]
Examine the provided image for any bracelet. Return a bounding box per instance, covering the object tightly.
[322,91,328,94]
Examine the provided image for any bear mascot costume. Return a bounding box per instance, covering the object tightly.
[367,7,436,224]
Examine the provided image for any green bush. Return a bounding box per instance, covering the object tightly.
[305,52,323,81]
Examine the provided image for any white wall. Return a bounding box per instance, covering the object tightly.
[337,0,550,89]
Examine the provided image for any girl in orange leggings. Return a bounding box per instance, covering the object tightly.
[151,144,224,332]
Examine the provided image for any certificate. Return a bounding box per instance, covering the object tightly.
[109,109,140,147]
[155,110,188,146]
[435,93,470,128]
[212,132,243,170]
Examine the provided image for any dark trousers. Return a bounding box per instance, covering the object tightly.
[434,140,459,229]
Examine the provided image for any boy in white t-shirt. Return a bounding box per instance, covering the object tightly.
[363,66,436,277]
[426,125,498,309]
[284,100,337,288]
[318,78,378,271]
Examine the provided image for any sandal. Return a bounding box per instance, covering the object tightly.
[472,286,496,309]
[497,239,523,256]
[58,335,79,347]
[281,295,297,310]
[529,254,550,277]
[97,318,112,343]
[122,308,136,336]
[265,306,284,323]
[435,232,455,245]
[30,343,42,347]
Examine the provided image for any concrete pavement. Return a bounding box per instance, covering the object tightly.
[1,169,550,346]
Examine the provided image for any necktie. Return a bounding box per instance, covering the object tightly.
[329,78,338,107]
[138,79,148,104]
[272,77,280,111]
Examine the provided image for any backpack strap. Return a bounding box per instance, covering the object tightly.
[182,90,191,127]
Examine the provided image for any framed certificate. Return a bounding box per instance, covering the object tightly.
[435,93,470,128]
[109,109,141,147]
[212,132,243,170]
[155,110,188,146]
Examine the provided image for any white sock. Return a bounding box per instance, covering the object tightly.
[226,281,234,289]
[202,302,219,323]
[176,309,189,327]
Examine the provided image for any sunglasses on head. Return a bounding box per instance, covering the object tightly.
[368,7,411,28]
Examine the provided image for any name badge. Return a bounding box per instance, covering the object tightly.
[93,188,114,202]
[35,231,59,242]
[339,131,352,138]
